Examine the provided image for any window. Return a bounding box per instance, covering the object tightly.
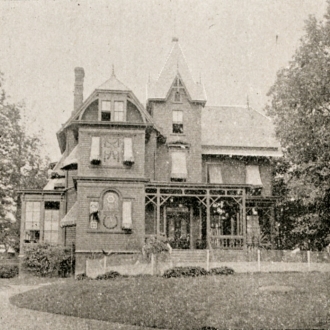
[123,138,134,165]
[44,202,60,244]
[101,101,111,121]
[25,202,41,243]
[246,165,263,186]
[172,110,183,134]
[114,101,124,121]
[208,165,223,184]
[171,151,187,181]
[122,200,132,229]
[90,136,101,165]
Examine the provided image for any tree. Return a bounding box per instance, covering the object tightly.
[0,72,49,252]
[266,3,330,250]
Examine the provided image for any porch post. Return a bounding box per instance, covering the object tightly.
[242,188,247,249]
[190,207,193,249]
[156,188,160,237]
[270,206,275,248]
[206,189,211,249]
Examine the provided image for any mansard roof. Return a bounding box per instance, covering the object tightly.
[201,106,282,157]
[147,38,207,103]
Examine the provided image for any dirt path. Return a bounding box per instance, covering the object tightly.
[0,283,151,330]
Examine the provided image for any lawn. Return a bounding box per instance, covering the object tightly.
[10,272,330,329]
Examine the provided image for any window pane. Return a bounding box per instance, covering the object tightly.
[44,232,51,243]
[114,101,124,121]
[172,110,183,123]
[101,101,111,111]
[50,231,58,244]
[114,101,124,111]
[101,111,111,121]
[173,123,183,134]
[114,111,124,121]
[25,202,41,229]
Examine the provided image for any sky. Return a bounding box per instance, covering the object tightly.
[0,0,328,161]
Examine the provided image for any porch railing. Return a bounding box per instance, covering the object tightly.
[210,235,244,249]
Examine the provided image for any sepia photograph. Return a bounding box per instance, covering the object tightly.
[1,0,330,329]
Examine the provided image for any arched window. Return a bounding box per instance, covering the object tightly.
[101,191,121,229]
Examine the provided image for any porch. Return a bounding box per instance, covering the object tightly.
[145,183,276,250]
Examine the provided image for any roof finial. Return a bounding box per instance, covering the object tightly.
[112,64,116,77]
[247,95,250,110]
[199,72,202,84]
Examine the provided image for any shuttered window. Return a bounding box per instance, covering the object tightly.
[246,165,263,186]
[122,201,132,229]
[208,165,223,184]
[123,138,134,164]
[90,136,101,164]
[171,151,187,180]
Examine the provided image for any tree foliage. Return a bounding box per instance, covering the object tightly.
[0,72,49,252]
[266,3,330,249]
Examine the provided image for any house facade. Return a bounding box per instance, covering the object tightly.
[19,39,281,273]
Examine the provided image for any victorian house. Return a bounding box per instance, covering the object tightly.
[19,38,281,273]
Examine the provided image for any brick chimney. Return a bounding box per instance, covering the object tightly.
[74,67,85,112]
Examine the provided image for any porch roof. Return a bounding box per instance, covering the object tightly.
[146,182,252,189]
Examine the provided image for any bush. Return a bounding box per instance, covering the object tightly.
[163,266,208,278]
[95,271,121,280]
[209,267,235,275]
[22,243,75,277]
[0,264,18,278]
[75,273,88,280]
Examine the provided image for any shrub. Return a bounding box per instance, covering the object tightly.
[209,267,235,275]
[143,238,169,257]
[163,266,208,278]
[75,273,88,280]
[0,264,18,278]
[95,271,121,280]
[22,243,75,277]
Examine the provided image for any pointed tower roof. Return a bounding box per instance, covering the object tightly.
[147,38,206,103]
[97,66,131,92]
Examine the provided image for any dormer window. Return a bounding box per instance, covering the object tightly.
[101,101,111,121]
[172,110,183,134]
[100,100,126,122]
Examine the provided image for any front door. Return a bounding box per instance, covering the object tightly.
[166,207,190,249]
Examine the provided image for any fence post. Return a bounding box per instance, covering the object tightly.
[103,256,107,273]
[206,249,210,271]
[151,253,155,276]
[307,250,310,272]
[257,249,261,272]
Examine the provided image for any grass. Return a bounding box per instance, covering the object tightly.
[10,272,330,329]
